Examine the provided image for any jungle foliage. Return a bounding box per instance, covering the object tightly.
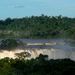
[0,14,75,39]
[0,39,25,50]
[0,54,75,75]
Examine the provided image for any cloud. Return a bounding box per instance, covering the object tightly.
[15,6,25,8]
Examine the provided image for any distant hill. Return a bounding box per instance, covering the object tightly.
[0,14,75,39]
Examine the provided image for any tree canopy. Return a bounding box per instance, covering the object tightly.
[0,14,75,39]
[15,52,31,60]
[0,39,25,50]
[0,54,75,75]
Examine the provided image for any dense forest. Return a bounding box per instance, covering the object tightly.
[0,14,75,39]
[0,54,75,75]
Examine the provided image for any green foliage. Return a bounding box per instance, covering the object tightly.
[0,15,75,39]
[62,66,75,75]
[15,52,31,60]
[36,54,48,63]
[0,54,75,75]
[0,39,25,50]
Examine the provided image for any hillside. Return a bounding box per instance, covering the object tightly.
[0,14,75,39]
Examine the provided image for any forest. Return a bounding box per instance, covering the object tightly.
[0,14,75,39]
[0,54,75,75]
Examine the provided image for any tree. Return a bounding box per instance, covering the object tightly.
[0,39,25,50]
[5,17,11,25]
[62,66,75,75]
[36,54,48,64]
[15,52,31,60]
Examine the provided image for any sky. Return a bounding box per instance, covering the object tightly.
[0,0,75,20]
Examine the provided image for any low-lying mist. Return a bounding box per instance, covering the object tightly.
[0,39,75,60]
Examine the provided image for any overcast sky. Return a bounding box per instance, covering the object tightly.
[0,0,75,20]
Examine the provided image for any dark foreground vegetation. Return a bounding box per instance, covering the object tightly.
[0,14,75,39]
[0,39,25,50]
[0,54,75,75]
